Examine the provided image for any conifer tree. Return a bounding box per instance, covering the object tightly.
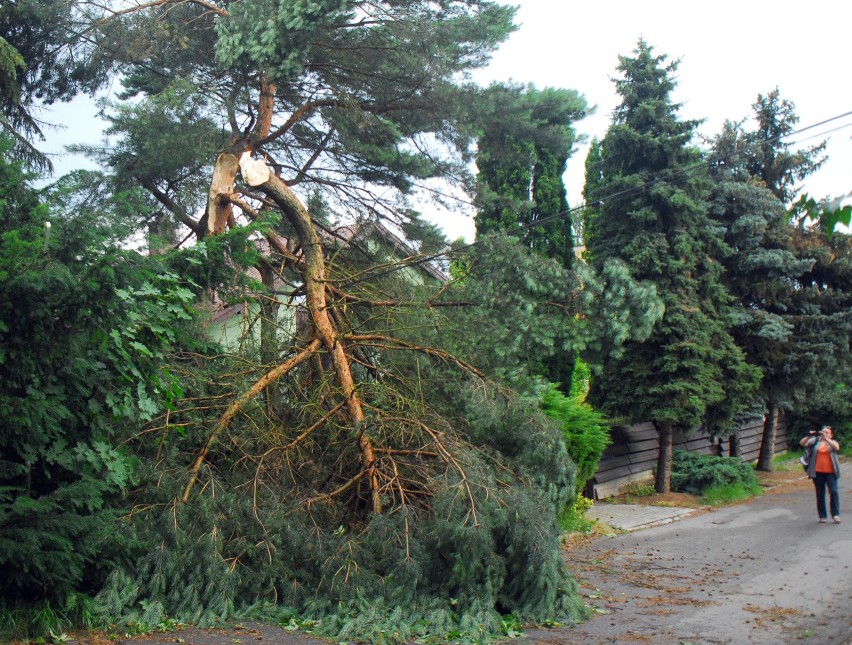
[582,40,758,492]
[708,92,827,469]
[0,142,198,604]
[744,88,826,204]
[786,221,852,440]
[475,85,586,267]
[474,85,587,389]
[0,0,107,170]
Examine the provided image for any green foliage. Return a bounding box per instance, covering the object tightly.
[215,0,354,82]
[473,85,588,390]
[743,88,826,205]
[790,192,852,238]
[567,358,592,400]
[99,79,223,190]
[435,233,584,389]
[557,494,595,534]
[786,388,852,452]
[7,2,644,639]
[781,226,852,433]
[0,142,198,605]
[433,233,659,395]
[0,593,96,643]
[539,384,610,495]
[670,450,760,497]
[707,93,840,467]
[475,84,587,267]
[573,258,663,368]
[0,0,109,170]
[0,37,24,106]
[81,0,522,245]
[94,379,590,642]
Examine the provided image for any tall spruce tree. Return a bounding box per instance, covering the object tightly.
[582,40,758,492]
[708,91,827,470]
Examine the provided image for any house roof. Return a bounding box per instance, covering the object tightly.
[328,219,448,283]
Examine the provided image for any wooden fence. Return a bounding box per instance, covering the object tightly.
[586,416,788,499]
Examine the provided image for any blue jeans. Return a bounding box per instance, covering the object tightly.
[813,472,840,518]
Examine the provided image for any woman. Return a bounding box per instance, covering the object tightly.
[800,426,841,523]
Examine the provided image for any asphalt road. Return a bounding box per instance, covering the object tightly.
[525,478,852,644]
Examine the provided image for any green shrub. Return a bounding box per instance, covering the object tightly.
[671,450,760,497]
[540,383,611,495]
[557,494,595,533]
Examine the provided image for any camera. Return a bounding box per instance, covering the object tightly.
[809,430,819,435]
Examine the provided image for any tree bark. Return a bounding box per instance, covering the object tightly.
[655,421,673,493]
[729,431,740,458]
[756,406,779,472]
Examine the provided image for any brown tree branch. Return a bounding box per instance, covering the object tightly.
[303,469,368,507]
[291,128,335,186]
[139,177,202,234]
[385,416,479,527]
[325,282,474,308]
[181,338,322,503]
[346,333,486,378]
[242,156,383,513]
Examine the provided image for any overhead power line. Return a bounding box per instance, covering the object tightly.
[340,108,852,289]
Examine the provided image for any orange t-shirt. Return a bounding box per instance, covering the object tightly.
[814,442,834,474]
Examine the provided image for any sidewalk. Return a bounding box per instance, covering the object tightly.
[586,464,814,532]
[586,502,703,532]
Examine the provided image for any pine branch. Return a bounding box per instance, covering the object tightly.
[181,338,322,503]
[346,333,486,378]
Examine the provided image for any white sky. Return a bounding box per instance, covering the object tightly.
[43,0,852,242]
[442,0,852,241]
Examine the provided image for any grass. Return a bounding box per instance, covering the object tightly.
[0,595,97,644]
[558,494,597,533]
[0,603,65,644]
[772,449,802,464]
[701,480,763,506]
[616,483,656,502]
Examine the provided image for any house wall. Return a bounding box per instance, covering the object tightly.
[208,300,298,351]
[586,416,788,499]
